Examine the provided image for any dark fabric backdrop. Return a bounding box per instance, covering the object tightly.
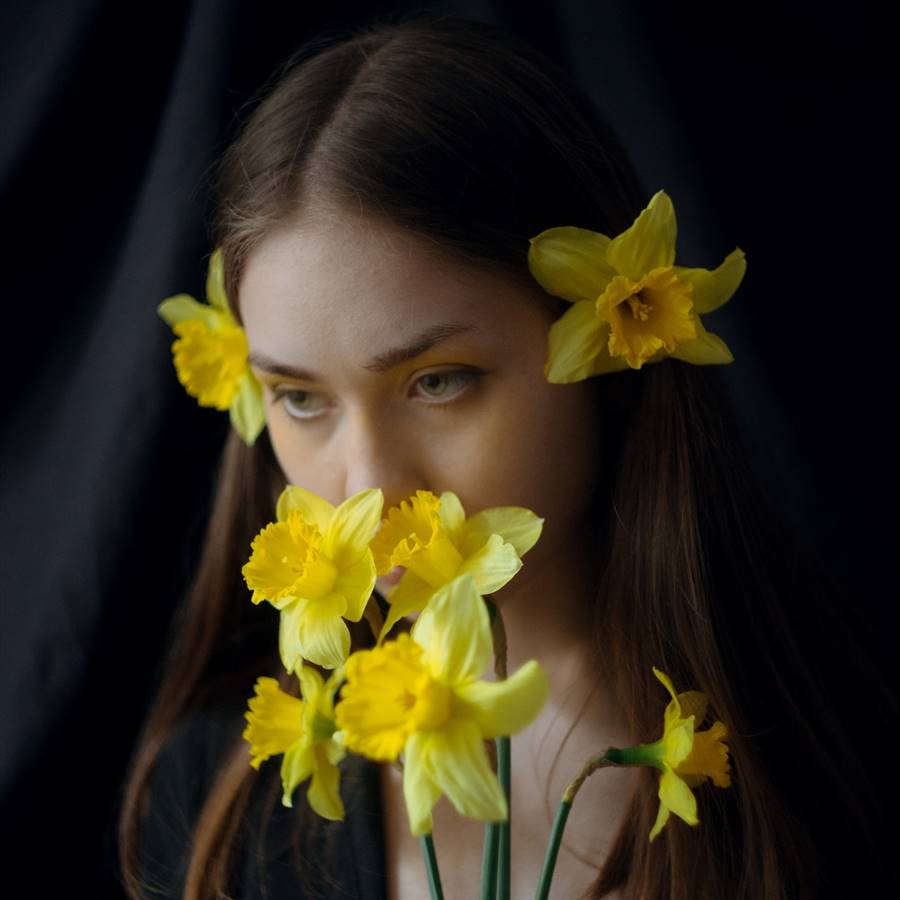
[0,1,894,896]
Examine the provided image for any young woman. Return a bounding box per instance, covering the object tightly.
[118,14,891,900]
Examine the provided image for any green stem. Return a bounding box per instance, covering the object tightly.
[496,735,511,900]
[479,822,499,900]
[534,752,616,900]
[534,799,572,900]
[420,833,444,900]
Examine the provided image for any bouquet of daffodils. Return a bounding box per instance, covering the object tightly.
[240,486,731,899]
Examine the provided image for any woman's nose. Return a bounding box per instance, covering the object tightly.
[339,410,426,513]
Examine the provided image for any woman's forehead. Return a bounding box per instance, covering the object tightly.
[238,214,551,370]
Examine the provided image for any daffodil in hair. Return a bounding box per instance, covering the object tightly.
[242,486,383,671]
[605,667,731,841]
[242,669,345,818]
[158,248,265,444]
[334,573,548,835]
[369,489,543,641]
[528,191,746,382]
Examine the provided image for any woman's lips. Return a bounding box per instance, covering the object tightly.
[379,565,406,587]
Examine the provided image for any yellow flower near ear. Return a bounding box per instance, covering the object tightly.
[335,574,549,836]
[528,191,746,382]
[242,669,345,818]
[242,486,383,671]
[606,667,731,841]
[158,248,265,444]
[369,490,543,640]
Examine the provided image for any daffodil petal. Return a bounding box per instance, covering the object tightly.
[653,667,678,703]
[664,719,695,769]
[648,802,670,842]
[658,768,698,826]
[437,491,466,546]
[323,489,384,566]
[307,744,345,820]
[458,533,522,594]
[528,226,617,301]
[460,507,544,558]
[412,574,491,684]
[673,248,746,315]
[280,742,314,807]
[229,371,266,445]
[296,593,351,670]
[545,300,609,384]
[297,666,325,705]
[422,719,507,824]
[278,602,305,675]
[606,191,676,281]
[403,732,442,836]
[205,248,228,309]
[454,659,548,738]
[276,486,336,530]
[668,318,733,365]
[334,552,377,623]
[676,691,708,724]
[589,341,632,375]
[379,572,434,641]
[158,294,221,329]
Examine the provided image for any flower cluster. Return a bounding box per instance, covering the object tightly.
[241,485,549,836]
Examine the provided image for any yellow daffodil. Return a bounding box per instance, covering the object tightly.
[242,669,345,818]
[369,490,543,640]
[334,573,548,836]
[242,486,383,671]
[158,248,265,444]
[606,667,731,841]
[527,191,746,382]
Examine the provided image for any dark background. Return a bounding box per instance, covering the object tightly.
[0,1,894,896]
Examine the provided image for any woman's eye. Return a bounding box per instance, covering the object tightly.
[274,388,330,420]
[414,370,479,402]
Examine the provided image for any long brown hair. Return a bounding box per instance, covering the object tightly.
[119,13,888,898]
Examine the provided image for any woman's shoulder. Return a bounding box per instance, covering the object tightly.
[139,703,245,897]
[139,702,387,899]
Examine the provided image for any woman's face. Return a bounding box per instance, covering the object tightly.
[239,211,605,599]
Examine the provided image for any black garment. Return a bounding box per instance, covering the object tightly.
[141,706,386,899]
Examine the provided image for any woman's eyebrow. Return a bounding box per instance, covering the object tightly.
[248,321,478,381]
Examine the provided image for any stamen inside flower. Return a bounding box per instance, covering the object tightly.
[626,295,652,321]
[601,267,698,369]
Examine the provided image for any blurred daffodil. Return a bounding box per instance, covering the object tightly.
[158,248,265,444]
[335,573,548,836]
[528,191,746,382]
[606,667,731,841]
[243,669,345,818]
[242,486,383,671]
[369,490,543,640]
